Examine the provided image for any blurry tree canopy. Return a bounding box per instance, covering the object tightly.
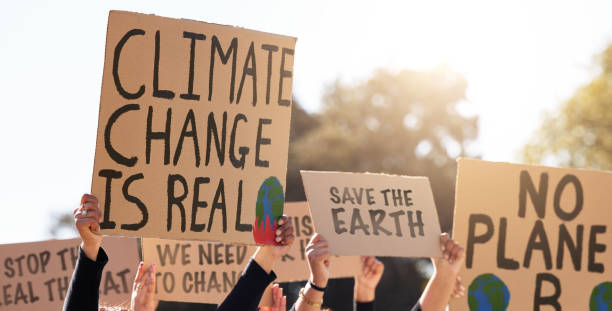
[283,66,478,311]
[523,45,612,169]
[287,66,478,233]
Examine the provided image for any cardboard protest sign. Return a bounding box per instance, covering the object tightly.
[274,202,361,282]
[141,202,360,304]
[91,11,296,245]
[300,171,442,257]
[0,237,139,310]
[450,158,612,311]
[142,238,255,304]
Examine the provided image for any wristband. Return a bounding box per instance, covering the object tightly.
[299,288,322,307]
[308,279,327,292]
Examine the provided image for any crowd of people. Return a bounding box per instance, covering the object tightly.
[62,194,465,311]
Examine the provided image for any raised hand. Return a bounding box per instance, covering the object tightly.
[306,233,331,289]
[73,194,102,260]
[270,283,286,311]
[253,215,296,273]
[419,233,466,311]
[130,262,157,311]
[433,233,465,277]
[355,256,384,302]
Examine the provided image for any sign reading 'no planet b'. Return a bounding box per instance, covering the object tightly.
[301,171,442,257]
[91,11,296,244]
[450,159,611,311]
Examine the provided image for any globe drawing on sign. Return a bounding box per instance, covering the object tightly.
[252,176,284,245]
[468,273,510,311]
[590,282,612,311]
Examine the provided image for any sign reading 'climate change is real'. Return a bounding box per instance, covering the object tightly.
[92,11,296,244]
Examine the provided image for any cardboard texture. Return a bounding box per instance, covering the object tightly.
[0,237,139,310]
[142,237,255,304]
[450,158,612,311]
[274,202,360,282]
[91,11,296,244]
[300,171,442,257]
[142,202,359,305]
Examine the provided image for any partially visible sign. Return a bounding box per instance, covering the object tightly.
[142,238,254,304]
[142,202,360,305]
[450,158,612,311]
[274,202,360,282]
[301,171,442,257]
[0,237,139,310]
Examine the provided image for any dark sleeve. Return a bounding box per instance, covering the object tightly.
[356,301,374,311]
[410,301,422,311]
[217,258,276,311]
[62,247,108,311]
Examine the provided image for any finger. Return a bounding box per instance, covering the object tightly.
[454,246,465,263]
[134,262,145,287]
[75,215,101,232]
[311,248,331,261]
[446,243,458,263]
[306,240,329,251]
[444,239,456,260]
[440,232,450,252]
[142,264,156,303]
[374,260,384,274]
[277,215,289,226]
[80,203,102,218]
[279,232,295,246]
[276,225,294,243]
[277,222,294,237]
[74,212,100,223]
[81,194,99,205]
[139,273,151,304]
[281,295,286,310]
[76,218,100,230]
[309,233,326,244]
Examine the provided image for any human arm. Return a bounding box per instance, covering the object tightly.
[217,216,295,311]
[417,233,465,311]
[62,194,106,311]
[291,233,331,311]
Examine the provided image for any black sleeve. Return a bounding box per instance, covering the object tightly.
[410,301,422,311]
[216,258,276,311]
[62,247,108,311]
[356,301,374,311]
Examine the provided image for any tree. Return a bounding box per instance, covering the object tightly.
[287,66,478,232]
[523,45,612,169]
[284,66,478,311]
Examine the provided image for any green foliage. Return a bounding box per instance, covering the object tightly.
[287,66,478,231]
[523,45,612,169]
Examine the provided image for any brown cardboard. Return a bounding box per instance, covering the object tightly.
[274,202,361,282]
[0,237,139,310]
[91,11,296,244]
[142,237,256,304]
[300,171,443,257]
[141,202,360,305]
[450,158,612,311]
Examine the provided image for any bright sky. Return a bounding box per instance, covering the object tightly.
[1,0,611,244]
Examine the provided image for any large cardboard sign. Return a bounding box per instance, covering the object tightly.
[0,237,139,310]
[451,159,612,311]
[301,171,442,257]
[142,202,360,304]
[91,11,296,244]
